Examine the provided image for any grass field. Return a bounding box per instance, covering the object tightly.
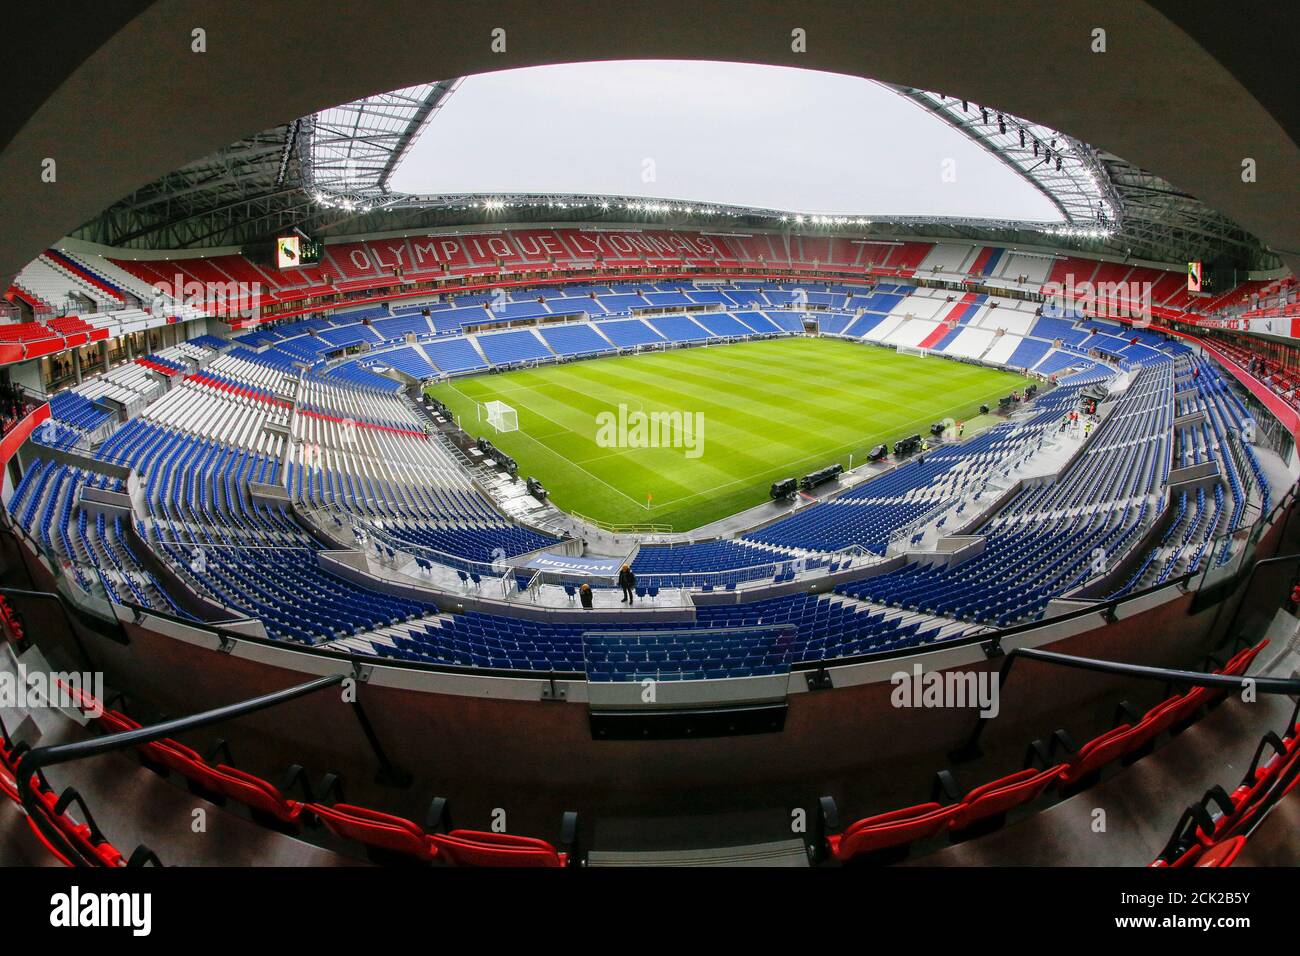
[428,337,1027,531]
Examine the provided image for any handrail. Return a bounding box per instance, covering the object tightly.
[15,673,347,868]
[0,583,117,669]
[951,638,1299,761]
[1215,549,1300,641]
[996,645,1300,695]
[570,511,673,534]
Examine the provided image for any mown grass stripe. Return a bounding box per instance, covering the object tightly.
[430,337,1025,530]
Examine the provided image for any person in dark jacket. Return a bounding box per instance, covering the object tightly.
[579,583,593,609]
[618,564,636,603]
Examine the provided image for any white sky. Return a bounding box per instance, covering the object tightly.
[390,60,1063,222]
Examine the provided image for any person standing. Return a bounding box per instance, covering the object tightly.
[618,564,636,603]
[579,583,594,609]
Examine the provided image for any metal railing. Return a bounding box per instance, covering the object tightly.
[570,511,672,535]
[14,673,350,867]
[951,641,1300,761]
[311,498,878,594]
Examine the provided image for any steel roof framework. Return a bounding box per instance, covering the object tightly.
[69,78,1280,270]
[304,80,460,202]
[893,88,1123,231]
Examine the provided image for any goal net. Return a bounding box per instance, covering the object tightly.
[897,345,929,358]
[483,400,519,433]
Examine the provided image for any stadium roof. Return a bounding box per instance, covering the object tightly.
[70,64,1279,270]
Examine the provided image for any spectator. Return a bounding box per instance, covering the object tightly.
[579,583,593,609]
[618,564,636,603]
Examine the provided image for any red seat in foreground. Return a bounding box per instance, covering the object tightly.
[428,829,570,867]
[1054,723,1140,790]
[208,765,307,829]
[29,785,126,868]
[310,803,438,863]
[313,800,579,867]
[821,799,956,863]
[1195,836,1247,868]
[948,764,1067,833]
[64,682,310,825]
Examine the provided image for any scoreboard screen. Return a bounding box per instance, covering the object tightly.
[276,233,322,270]
[1187,260,1202,293]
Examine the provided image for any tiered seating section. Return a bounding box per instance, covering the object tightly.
[2,232,1283,384]
[286,375,560,567]
[152,277,1209,398]
[2,268,1277,682]
[837,366,1175,627]
[1208,336,1300,411]
[371,591,974,677]
[8,456,185,614]
[742,389,1082,557]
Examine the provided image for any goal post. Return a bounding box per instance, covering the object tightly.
[483,400,519,433]
[897,345,929,358]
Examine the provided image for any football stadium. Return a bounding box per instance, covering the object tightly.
[0,1,1297,917]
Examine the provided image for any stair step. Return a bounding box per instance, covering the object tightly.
[588,838,809,867]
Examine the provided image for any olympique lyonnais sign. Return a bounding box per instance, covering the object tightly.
[340,229,726,274]
[522,553,627,576]
[1192,315,1300,340]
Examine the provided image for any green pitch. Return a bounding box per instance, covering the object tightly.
[428,337,1026,531]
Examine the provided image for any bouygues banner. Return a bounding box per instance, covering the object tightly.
[523,553,626,576]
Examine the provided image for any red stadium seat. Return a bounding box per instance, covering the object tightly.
[57,682,317,835]
[824,801,956,863]
[28,784,125,867]
[1152,641,1269,730]
[208,765,307,828]
[310,803,438,864]
[80,702,221,788]
[1137,695,1192,740]
[0,762,18,805]
[1053,723,1139,791]
[429,829,569,867]
[1,693,158,867]
[135,735,231,792]
[1153,714,1300,867]
[1213,639,1268,680]
[60,683,246,798]
[1228,730,1299,814]
[1195,836,1246,868]
[948,764,1067,834]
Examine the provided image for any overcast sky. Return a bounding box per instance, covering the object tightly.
[389,60,1062,221]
